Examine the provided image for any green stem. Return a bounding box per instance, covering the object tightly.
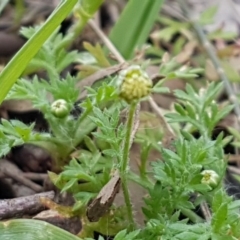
[73,118,96,146]
[56,0,104,50]
[180,208,204,223]
[74,102,119,147]
[121,102,137,172]
[121,180,136,230]
[120,102,137,230]
[46,117,67,139]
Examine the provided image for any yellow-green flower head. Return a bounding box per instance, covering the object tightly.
[117,65,152,103]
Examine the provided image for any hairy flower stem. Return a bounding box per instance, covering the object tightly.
[120,102,137,230]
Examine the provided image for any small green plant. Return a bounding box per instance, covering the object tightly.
[1,1,240,240]
[2,26,238,237]
[52,77,240,240]
[1,24,118,168]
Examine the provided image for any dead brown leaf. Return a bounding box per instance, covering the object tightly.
[87,170,121,222]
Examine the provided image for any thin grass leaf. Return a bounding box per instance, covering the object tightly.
[0,219,81,240]
[109,0,165,59]
[0,0,9,14]
[0,0,78,105]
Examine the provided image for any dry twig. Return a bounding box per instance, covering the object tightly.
[0,159,43,192]
[0,191,54,220]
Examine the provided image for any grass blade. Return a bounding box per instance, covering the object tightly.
[0,0,78,105]
[0,0,9,14]
[109,0,165,59]
[0,219,81,240]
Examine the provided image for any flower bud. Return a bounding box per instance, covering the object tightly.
[51,99,69,118]
[117,65,152,103]
[201,170,220,189]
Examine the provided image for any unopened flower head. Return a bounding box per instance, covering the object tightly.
[51,99,69,118]
[201,170,220,188]
[117,65,152,103]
